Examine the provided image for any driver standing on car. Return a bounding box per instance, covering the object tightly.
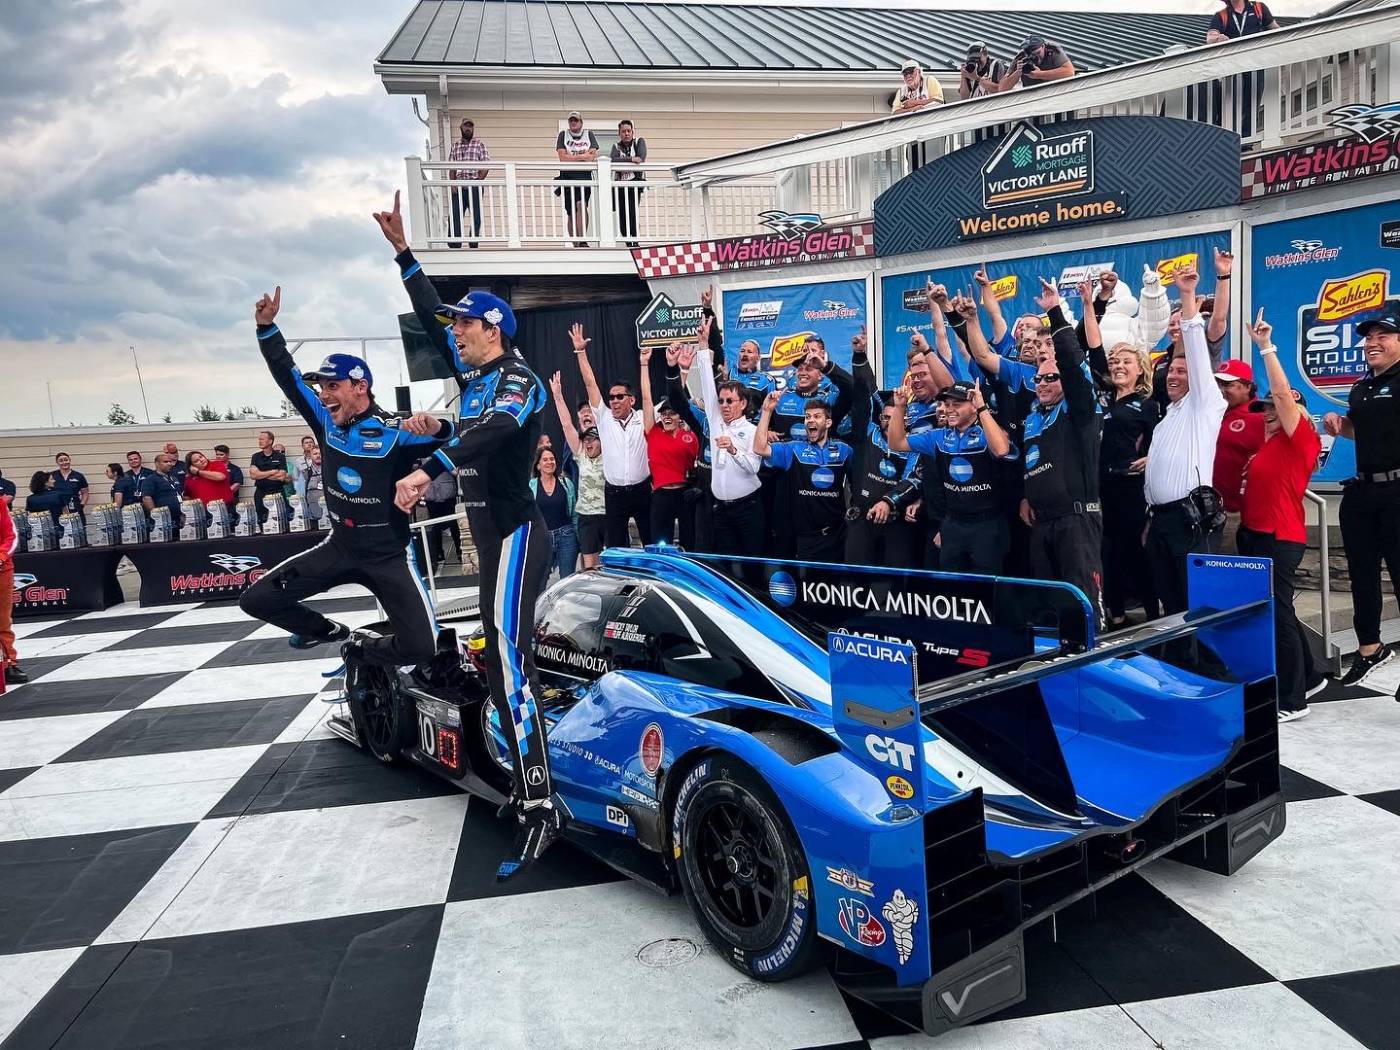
[378,193,562,880]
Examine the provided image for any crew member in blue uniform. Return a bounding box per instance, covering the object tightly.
[768,339,854,440]
[845,332,920,567]
[379,192,562,879]
[241,286,449,675]
[732,338,777,412]
[138,452,187,528]
[754,391,854,562]
[889,380,1018,573]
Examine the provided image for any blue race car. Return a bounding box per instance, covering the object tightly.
[329,548,1285,1036]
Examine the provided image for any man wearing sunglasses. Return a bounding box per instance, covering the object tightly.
[961,279,1104,618]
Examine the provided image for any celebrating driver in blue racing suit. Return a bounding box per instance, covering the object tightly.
[241,286,450,669]
[376,194,560,880]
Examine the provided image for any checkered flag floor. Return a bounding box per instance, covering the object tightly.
[0,588,1397,1049]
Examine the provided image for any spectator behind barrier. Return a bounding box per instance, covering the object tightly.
[958,41,1006,100]
[105,462,126,503]
[26,470,65,529]
[999,34,1075,91]
[48,452,89,516]
[893,58,944,114]
[1206,0,1280,43]
[448,116,491,249]
[213,444,244,503]
[611,119,647,248]
[184,451,233,509]
[555,111,599,248]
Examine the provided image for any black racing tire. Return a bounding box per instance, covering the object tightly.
[348,662,410,763]
[672,754,820,982]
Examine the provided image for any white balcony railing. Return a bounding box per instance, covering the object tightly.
[404,16,1397,256]
[404,159,850,251]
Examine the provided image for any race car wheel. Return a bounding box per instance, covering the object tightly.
[349,664,408,763]
[673,755,819,982]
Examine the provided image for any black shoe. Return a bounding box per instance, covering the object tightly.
[497,799,564,882]
[289,621,350,650]
[4,665,28,685]
[468,241,479,249]
[1337,645,1393,686]
[1304,674,1329,700]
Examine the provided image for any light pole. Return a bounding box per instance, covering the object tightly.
[130,345,152,424]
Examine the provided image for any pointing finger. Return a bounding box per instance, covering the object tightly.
[1255,306,1265,327]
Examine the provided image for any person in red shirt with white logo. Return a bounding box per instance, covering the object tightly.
[639,343,699,545]
[1213,357,1266,552]
[1238,308,1322,723]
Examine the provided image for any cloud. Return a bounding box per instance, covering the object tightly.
[0,0,422,427]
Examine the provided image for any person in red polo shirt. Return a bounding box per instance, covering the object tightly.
[1213,357,1266,551]
[1238,309,1322,722]
[639,344,700,545]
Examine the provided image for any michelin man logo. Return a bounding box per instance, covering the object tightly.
[882,888,919,965]
[347,365,365,381]
[484,308,503,326]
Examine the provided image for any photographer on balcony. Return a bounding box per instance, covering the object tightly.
[998,35,1075,92]
[957,42,1006,100]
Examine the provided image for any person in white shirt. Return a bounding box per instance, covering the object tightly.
[1143,265,1228,613]
[667,330,764,556]
[569,321,651,548]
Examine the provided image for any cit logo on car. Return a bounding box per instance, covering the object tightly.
[866,734,916,771]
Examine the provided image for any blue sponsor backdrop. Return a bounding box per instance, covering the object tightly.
[878,231,1232,388]
[721,278,865,379]
[1249,200,1399,483]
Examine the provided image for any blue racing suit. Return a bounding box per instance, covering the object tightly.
[396,249,556,802]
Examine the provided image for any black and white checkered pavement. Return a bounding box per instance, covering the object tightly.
[1,590,1397,1050]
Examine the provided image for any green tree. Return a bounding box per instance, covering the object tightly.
[106,403,138,425]
[194,404,222,422]
[223,407,237,420]
[161,412,173,424]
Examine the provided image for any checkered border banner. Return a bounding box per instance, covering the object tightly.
[630,222,875,280]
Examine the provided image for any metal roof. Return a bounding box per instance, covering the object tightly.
[379,1,1230,73]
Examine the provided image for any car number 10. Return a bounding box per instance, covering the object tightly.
[418,712,438,757]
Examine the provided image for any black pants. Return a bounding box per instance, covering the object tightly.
[449,185,482,247]
[940,515,1008,575]
[795,526,846,563]
[1029,512,1104,622]
[686,483,711,552]
[712,492,764,558]
[650,486,693,548]
[613,185,643,240]
[478,514,554,802]
[1101,474,1158,620]
[423,500,461,567]
[605,480,652,548]
[845,515,918,569]
[1237,527,1315,712]
[239,533,437,667]
[1338,480,1400,648]
[1146,504,1222,615]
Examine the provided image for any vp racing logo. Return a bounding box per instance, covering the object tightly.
[756,210,823,241]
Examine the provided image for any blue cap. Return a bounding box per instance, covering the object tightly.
[1355,304,1400,337]
[302,353,373,387]
[436,291,517,340]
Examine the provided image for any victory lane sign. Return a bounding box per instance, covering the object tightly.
[636,292,705,350]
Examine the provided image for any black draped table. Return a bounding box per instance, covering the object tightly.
[123,532,327,606]
[11,547,125,617]
[10,532,330,617]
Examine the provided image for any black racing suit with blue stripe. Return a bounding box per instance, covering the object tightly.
[396,250,555,803]
[240,323,450,668]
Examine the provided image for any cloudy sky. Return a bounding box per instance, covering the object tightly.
[1,0,1336,429]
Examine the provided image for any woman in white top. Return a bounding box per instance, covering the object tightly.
[549,371,608,569]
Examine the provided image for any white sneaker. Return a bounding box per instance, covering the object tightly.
[1278,706,1311,724]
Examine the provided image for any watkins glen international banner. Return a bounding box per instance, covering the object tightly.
[721,278,866,376]
[631,218,874,280]
[1241,102,1400,201]
[1250,199,1399,483]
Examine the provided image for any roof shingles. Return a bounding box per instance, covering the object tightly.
[380,0,1221,71]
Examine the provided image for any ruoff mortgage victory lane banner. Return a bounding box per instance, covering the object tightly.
[721,278,866,378]
[1250,198,1400,483]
